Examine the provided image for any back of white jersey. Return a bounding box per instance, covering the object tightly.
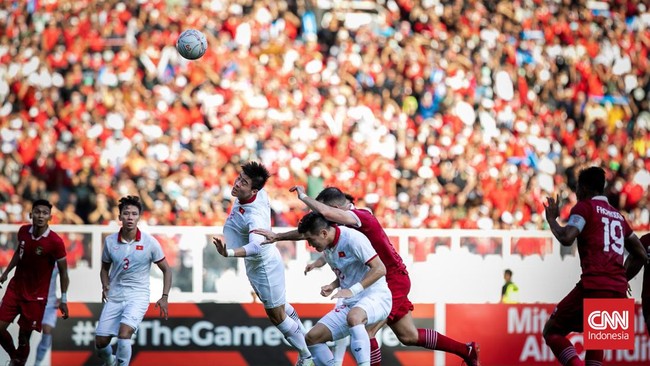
[323,226,387,305]
[102,230,165,301]
[224,189,276,261]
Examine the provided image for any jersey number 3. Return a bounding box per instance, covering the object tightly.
[601,217,624,255]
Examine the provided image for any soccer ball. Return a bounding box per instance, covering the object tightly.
[176,29,207,60]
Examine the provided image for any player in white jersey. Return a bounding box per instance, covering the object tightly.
[94,196,172,366]
[297,212,392,366]
[212,162,316,366]
[34,267,58,366]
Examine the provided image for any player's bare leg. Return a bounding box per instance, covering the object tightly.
[0,321,16,361]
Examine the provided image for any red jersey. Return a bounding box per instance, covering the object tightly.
[570,197,632,293]
[640,234,650,299]
[349,208,407,274]
[8,225,66,301]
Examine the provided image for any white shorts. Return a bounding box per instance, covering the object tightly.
[95,299,150,336]
[41,305,58,328]
[319,288,392,341]
[245,249,286,309]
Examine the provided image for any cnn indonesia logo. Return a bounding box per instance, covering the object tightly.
[584,298,635,350]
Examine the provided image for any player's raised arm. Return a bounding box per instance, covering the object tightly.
[544,195,580,246]
[290,186,358,226]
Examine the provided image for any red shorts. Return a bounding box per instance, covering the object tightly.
[386,269,414,325]
[0,289,47,332]
[549,283,626,335]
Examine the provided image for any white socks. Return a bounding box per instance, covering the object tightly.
[277,316,311,358]
[96,344,114,366]
[35,333,52,363]
[349,324,370,365]
[116,338,132,366]
[285,303,308,334]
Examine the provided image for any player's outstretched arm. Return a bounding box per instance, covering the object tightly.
[304,255,326,275]
[155,258,172,320]
[544,195,580,246]
[290,186,358,226]
[624,233,648,280]
[251,228,304,244]
[213,237,241,257]
[57,258,70,319]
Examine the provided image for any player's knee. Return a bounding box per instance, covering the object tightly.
[95,336,111,349]
[305,331,318,346]
[396,331,418,346]
[541,320,555,340]
[346,311,366,327]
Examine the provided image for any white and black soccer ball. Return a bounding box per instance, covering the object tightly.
[176,29,207,60]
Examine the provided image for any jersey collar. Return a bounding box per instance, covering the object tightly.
[592,195,608,202]
[328,225,341,249]
[29,225,51,240]
[118,228,142,243]
[239,193,257,205]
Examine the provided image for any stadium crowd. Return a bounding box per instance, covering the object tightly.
[0,0,649,234]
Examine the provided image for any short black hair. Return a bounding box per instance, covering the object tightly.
[32,199,53,211]
[241,161,270,190]
[344,193,355,204]
[578,166,606,195]
[297,212,330,235]
[118,196,143,214]
[315,187,347,206]
[505,269,513,276]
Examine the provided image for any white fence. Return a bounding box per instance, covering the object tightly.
[0,224,644,304]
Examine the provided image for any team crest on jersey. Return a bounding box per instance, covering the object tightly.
[136,245,143,250]
[239,207,245,214]
[338,251,346,258]
[35,246,43,255]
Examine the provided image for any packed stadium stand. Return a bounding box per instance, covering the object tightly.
[0,0,648,234]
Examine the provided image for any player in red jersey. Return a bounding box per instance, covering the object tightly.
[543,166,647,366]
[254,186,479,366]
[0,199,69,366]
[640,233,650,335]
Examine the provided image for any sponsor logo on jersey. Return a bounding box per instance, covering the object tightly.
[136,245,144,250]
[338,251,346,258]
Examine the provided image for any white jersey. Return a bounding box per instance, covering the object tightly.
[223,189,276,262]
[46,266,58,306]
[102,229,165,302]
[223,189,287,308]
[323,225,388,306]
